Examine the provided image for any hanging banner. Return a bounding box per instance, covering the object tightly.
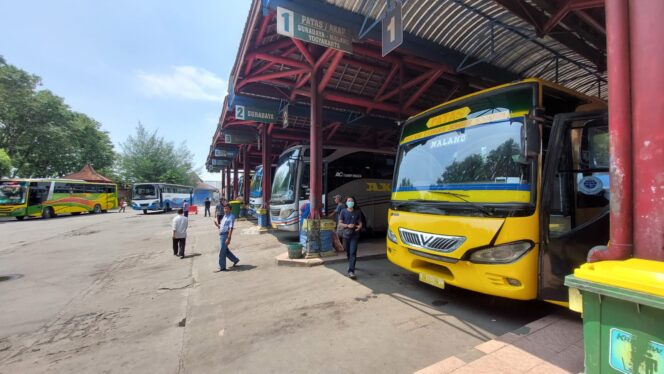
[213,145,239,159]
[382,0,403,56]
[234,94,280,124]
[276,6,353,53]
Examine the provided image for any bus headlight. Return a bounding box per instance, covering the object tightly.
[387,228,398,243]
[280,209,294,218]
[467,241,534,264]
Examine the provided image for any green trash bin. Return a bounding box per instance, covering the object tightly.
[287,242,303,259]
[229,200,241,217]
[565,259,664,374]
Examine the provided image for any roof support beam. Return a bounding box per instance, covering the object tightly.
[246,52,312,71]
[244,13,274,76]
[542,0,605,35]
[238,68,309,89]
[291,38,316,67]
[249,46,299,77]
[492,0,605,67]
[377,68,441,103]
[318,51,344,93]
[404,69,444,110]
[574,9,606,34]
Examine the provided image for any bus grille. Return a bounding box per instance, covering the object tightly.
[398,228,465,253]
[0,207,12,213]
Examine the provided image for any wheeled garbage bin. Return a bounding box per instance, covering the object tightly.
[565,259,664,374]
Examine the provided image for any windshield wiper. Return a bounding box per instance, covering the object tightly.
[430,191,495,217]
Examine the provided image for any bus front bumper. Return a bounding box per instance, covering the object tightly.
[0,206,26,217]
[386,240,539,300]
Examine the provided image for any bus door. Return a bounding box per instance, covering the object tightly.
[27,182,50,216]
[539,110,610,302]
[106,185,117,210]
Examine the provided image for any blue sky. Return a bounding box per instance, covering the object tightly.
[0,0,252,181]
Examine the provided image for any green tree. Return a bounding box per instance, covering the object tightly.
[439,154,488,184]
[119,123,197,185]
[0,57,115,177]
[0,148,11,177]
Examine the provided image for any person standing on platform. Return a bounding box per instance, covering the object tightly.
[204,197,211,217]
[171,208,188,259]
[183,200,190,217]
[338,196,362,280]
[214,204,239,272]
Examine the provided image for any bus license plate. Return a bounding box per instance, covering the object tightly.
[419,273,445,289]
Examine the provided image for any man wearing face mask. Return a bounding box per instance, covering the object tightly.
[338,196,363,279]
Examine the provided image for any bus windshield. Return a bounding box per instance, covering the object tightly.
[0,181,27,205]
[250,167,263,197]
[133,184,157,199]
[271,149,298,204]
[394,84,537,206]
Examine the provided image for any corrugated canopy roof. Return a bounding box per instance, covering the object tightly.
[207,0,607,170]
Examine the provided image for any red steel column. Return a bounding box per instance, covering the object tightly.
[233,160,239,199]
[225,166,231,201]
[590,0,634,261]
[221,168,225,201]
[309,68,323,219]
[630,0,664,259]
[243,146,250,205]
[261,126,272,209]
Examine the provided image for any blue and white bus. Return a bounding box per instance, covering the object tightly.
[269,145,395,232]
[248,165,264,217]
[131,183,193,214]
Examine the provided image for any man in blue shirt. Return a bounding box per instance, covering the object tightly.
[214,204,239,272]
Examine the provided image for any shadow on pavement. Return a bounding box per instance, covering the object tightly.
[182,253,202,259]
[324,255,557,341]
[231,264,257,272]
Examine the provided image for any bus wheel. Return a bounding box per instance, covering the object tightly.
[93,204,102,214]
[143,209,148,214]
[16,216,25,221]
[42,207,54,219]
[163,204,170,213]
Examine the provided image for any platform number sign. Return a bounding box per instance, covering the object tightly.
[277,7,294,37]
[235,105,246,120]
[382,0,403,56]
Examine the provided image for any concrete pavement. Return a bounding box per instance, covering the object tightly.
[0,211,559,373]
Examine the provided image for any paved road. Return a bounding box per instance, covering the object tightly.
[0,211,556,373]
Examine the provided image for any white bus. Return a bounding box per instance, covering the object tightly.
[131,183,193,214]
[269,145,395,232]
[248,165,264,216]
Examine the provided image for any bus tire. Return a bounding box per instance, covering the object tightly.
[163,204,170,213]
[42,207,54,219]
[16,216,25,221]
[93,204,102,214]
[143,209,148,214]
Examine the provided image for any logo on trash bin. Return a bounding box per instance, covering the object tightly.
[609,328,662,374]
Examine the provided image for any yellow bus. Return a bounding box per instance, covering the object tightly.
[0,179,117,220]
[387,79,609,305]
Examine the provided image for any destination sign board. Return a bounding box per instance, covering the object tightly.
[276,6,353,53]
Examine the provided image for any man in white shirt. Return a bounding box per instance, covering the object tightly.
[172,208,188,259]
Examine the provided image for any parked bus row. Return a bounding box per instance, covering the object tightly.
[0,180,198,219]
[257,78,608,306]
[0,179,118,220]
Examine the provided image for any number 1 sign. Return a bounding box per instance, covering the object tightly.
[382,0,403,56]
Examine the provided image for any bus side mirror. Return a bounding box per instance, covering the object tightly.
[525,108,543,159]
